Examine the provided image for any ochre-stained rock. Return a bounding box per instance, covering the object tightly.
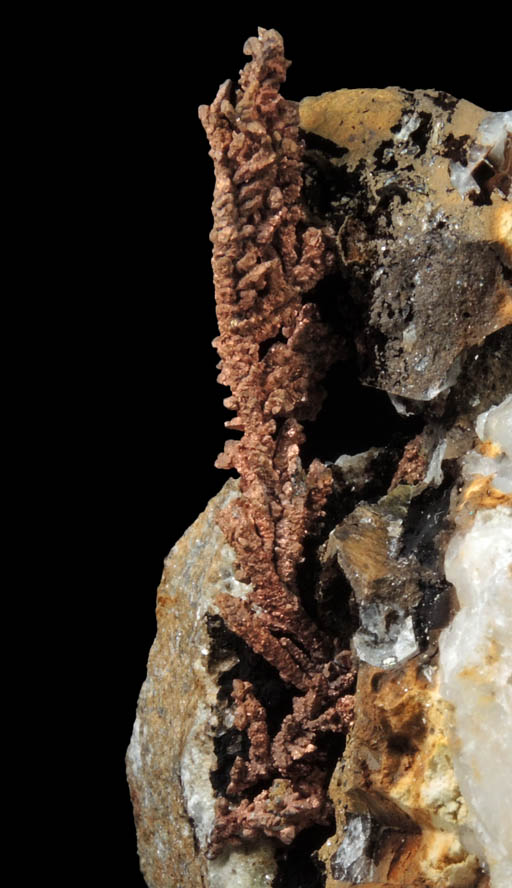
[300,88,511,403]
[319,660,482,887]
[316,394,512,888]
[300,88,510,257]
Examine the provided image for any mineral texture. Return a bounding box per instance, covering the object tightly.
[438,397,512,888]
[127,27,511,888]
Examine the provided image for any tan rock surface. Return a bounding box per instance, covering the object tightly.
[301,88,405,167]
[300,88,509,258]
[126,479,278,888]
[319,660,482,887]
[300,88,511,401]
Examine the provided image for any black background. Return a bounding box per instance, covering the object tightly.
[78,10,509,885]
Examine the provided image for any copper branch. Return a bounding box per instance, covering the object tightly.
[199,27,351,856]
[199,26,337,676]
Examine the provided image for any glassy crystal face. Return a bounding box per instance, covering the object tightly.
[330,814,375,883]
[439,395,512,888]
[353,602,419,668]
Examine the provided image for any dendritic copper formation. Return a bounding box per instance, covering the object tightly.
[127,27,511,888]
[198,27,355,856]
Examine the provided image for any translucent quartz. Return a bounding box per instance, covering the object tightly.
[439,395,512,887]
[450,111,512,199]
[463,395,512,493]
[353,602,418,668]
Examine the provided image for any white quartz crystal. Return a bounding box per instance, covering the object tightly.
[353,601,419,668]
[464,394,512,493]
[439,395,512,887]
[424,439,447,487]
[478,111,512,168]
[450,110,512,199]
[475,395,512,454]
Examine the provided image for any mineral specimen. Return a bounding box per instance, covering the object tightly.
[127,27,511,888]
[439,396,512,888]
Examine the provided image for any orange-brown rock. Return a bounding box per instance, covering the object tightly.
[319,659,483,887]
